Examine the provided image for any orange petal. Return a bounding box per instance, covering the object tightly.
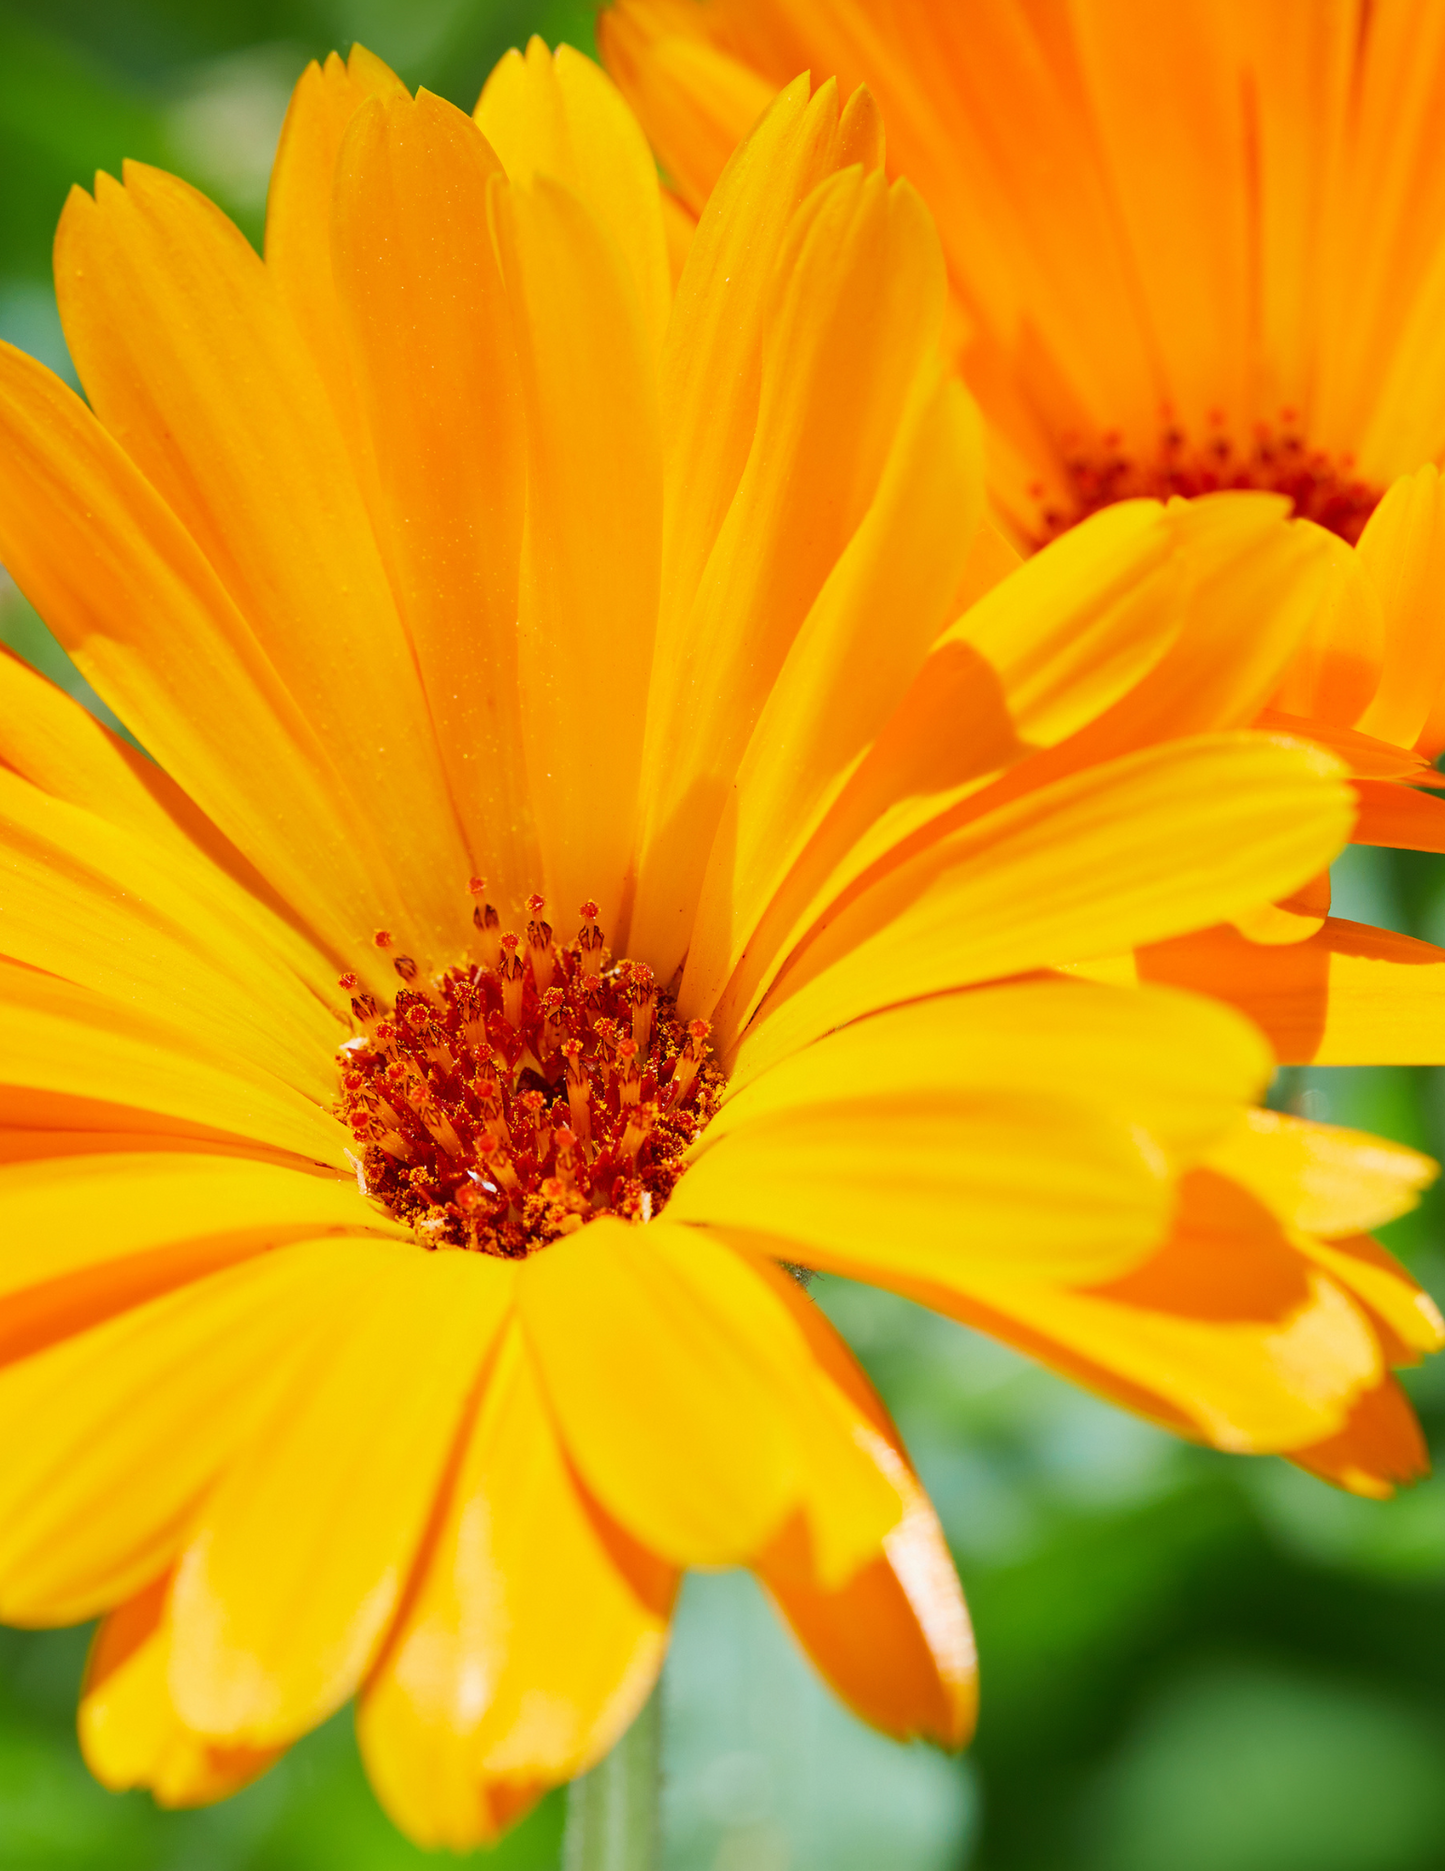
[1255,708,1435,782]
[758,1494,975,1751]
[750,1269,975,1749]
[1351,776,1445,852]
[358,1323,674,1849]
[598,6,776,214]
[1289,1375,1429,1500]
[1138,916,1445,1062]
[871,1167,1382,1455]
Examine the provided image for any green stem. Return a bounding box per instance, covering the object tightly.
[563,1690,661,1871]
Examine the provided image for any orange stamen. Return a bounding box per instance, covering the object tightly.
[334,888,724,1259]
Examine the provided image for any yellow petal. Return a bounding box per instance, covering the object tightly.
[0,343,390,966]
[654,74,880,652]
[168,1245,514,1746]
[0,767,337,1097]
[359,1323,674,1849]
[519,1217,903,1577]
[957,498,1185,745]
[1293,1233,1445,1362]
[731,732,1353,1084]
[0,647,337,1004]
[0,1152,392,1365]
[914,1261,1378,1456]
[477,38,671,352]
[81,1580,279,1805]
[633,165,944,975]
[1268,534,1386,727]
[1138,916,1445,1063]
[333,87,539,907]
[0,959,348,1165]
[681,360,982,1017]
[55,163,472,959]
[701,638,1024,1042]
[491,171,662,934]
[988,494,1337,774]
[713,494,1338,1040]
[0,1238,371,1623]
[265,45,406,450]
[1355,466,1445,749]
[675,981,1267,1287]
[1204,1106,1437,1235]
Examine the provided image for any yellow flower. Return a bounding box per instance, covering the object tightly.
[603,0,1445,1070]
[0,35,1437,1849]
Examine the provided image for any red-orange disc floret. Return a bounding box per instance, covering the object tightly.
[1031,410,1382,547]
[335,895,724,1258]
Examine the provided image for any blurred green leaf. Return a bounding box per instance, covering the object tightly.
[0,7,172,278]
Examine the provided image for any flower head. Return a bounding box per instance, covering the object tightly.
[603,0,1445,541]
[604,0,1445,1092]
[0,36,1437,1849]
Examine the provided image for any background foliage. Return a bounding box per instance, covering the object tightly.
[4,3,1445,1867]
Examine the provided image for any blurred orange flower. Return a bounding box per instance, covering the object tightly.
[604,0,1445,1071]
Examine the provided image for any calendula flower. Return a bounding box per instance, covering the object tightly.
[603,0,1445,1070]
[602,0,1445,539]
[0,36,1437,1849]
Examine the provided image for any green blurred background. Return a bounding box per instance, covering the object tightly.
[5,3,1445,1866]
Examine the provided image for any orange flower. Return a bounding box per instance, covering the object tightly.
[603,0,1445,1071]
[0,36,1436,1848]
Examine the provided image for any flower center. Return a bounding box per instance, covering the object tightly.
[1029,411,1382,547]
[335,888,723,1258]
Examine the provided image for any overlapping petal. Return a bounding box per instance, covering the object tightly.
[359,1324,674,1848]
